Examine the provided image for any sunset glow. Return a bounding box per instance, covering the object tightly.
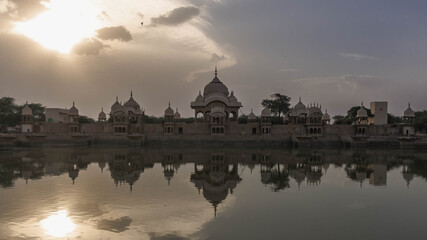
[13,0,102,53]
[40,210,75,237]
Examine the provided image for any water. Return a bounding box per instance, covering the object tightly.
[1,147,427,240]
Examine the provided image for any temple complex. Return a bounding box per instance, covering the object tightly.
[12,68,421,147]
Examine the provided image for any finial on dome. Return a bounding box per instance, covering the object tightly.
[299,97,301,102]
[102,107,103,112]
[73,101,75,107]
[361,101,364,107]
[116,96,118,102]
[26,101,28,105]
[326,109,328,113]
[168,101,170,107]
[199,90,201,96]
[131,90,133,97]
[408,102,411,108]
[251,108,253,113]
[215,66,218,77]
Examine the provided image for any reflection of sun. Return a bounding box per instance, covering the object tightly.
[13,0,102,54]
[40,210,76,237]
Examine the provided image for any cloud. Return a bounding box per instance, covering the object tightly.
[151,6,200,26]
[72,38,107,56]
[339,52,378,61]
[211,53,226,63]
[97,26,132,42]
[98,10,111,21]
[5,0,47,20]
[97,216,132,233]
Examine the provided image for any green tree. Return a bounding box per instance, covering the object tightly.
[238,114,248,124]
[388,114,402,124]
[0,97,19,130]
[78,116,96,123]
[414,111,427,133]
[261,93,291,117]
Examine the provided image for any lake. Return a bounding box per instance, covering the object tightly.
[1,147,427,239]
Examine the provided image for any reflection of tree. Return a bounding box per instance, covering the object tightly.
[264,164,290,192]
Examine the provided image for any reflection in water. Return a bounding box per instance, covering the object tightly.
[40,210,75,237]
[2,148,427,239]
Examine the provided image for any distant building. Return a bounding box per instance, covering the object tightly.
[370,101,388,125]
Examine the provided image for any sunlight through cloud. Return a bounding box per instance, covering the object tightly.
[13,0,102,53]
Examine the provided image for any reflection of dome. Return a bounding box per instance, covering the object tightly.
[69,102,79,116]
[203,68,229,97]
[22,105,33,115]
[404,103,415,117]
[261,107,271,117]
[402,172,414,186]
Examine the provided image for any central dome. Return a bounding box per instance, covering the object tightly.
[203,68,229,97]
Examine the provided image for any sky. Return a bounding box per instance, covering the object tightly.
[0,0,426,118]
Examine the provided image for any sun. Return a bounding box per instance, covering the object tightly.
[13,0,102,54]
[40,210,76,237]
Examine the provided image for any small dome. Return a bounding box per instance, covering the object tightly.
[307,104,322,116]
[229,91,237,103]
[21,105,33,116]
[111,97,121,112]
[164,103,174,116]
[404,103,415,117]
[356,104,368,118]
[248,109,256,120]
[124,91,140,110]
[195,90,204,102]
[261,107,271,117]
[69,102,79,116]
[174,108,181,119]
[98,108,106,119]
[294,97,306,115]
[322,110,330,121]
[203,68,229,97]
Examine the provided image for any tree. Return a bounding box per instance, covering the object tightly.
[78,116,96,123]
[388,114,402,124]
[261,93,291,117]
[0,97,19,130]
[414,111,427,133]
[238,114,248,124]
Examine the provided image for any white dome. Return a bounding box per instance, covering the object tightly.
[261,107,271,117]
[404,103,415,117]
[164,103,174,116]
[21,105,33,116]
[195,90,204,102]
[294,98,306,115]
[356,106,368,118]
